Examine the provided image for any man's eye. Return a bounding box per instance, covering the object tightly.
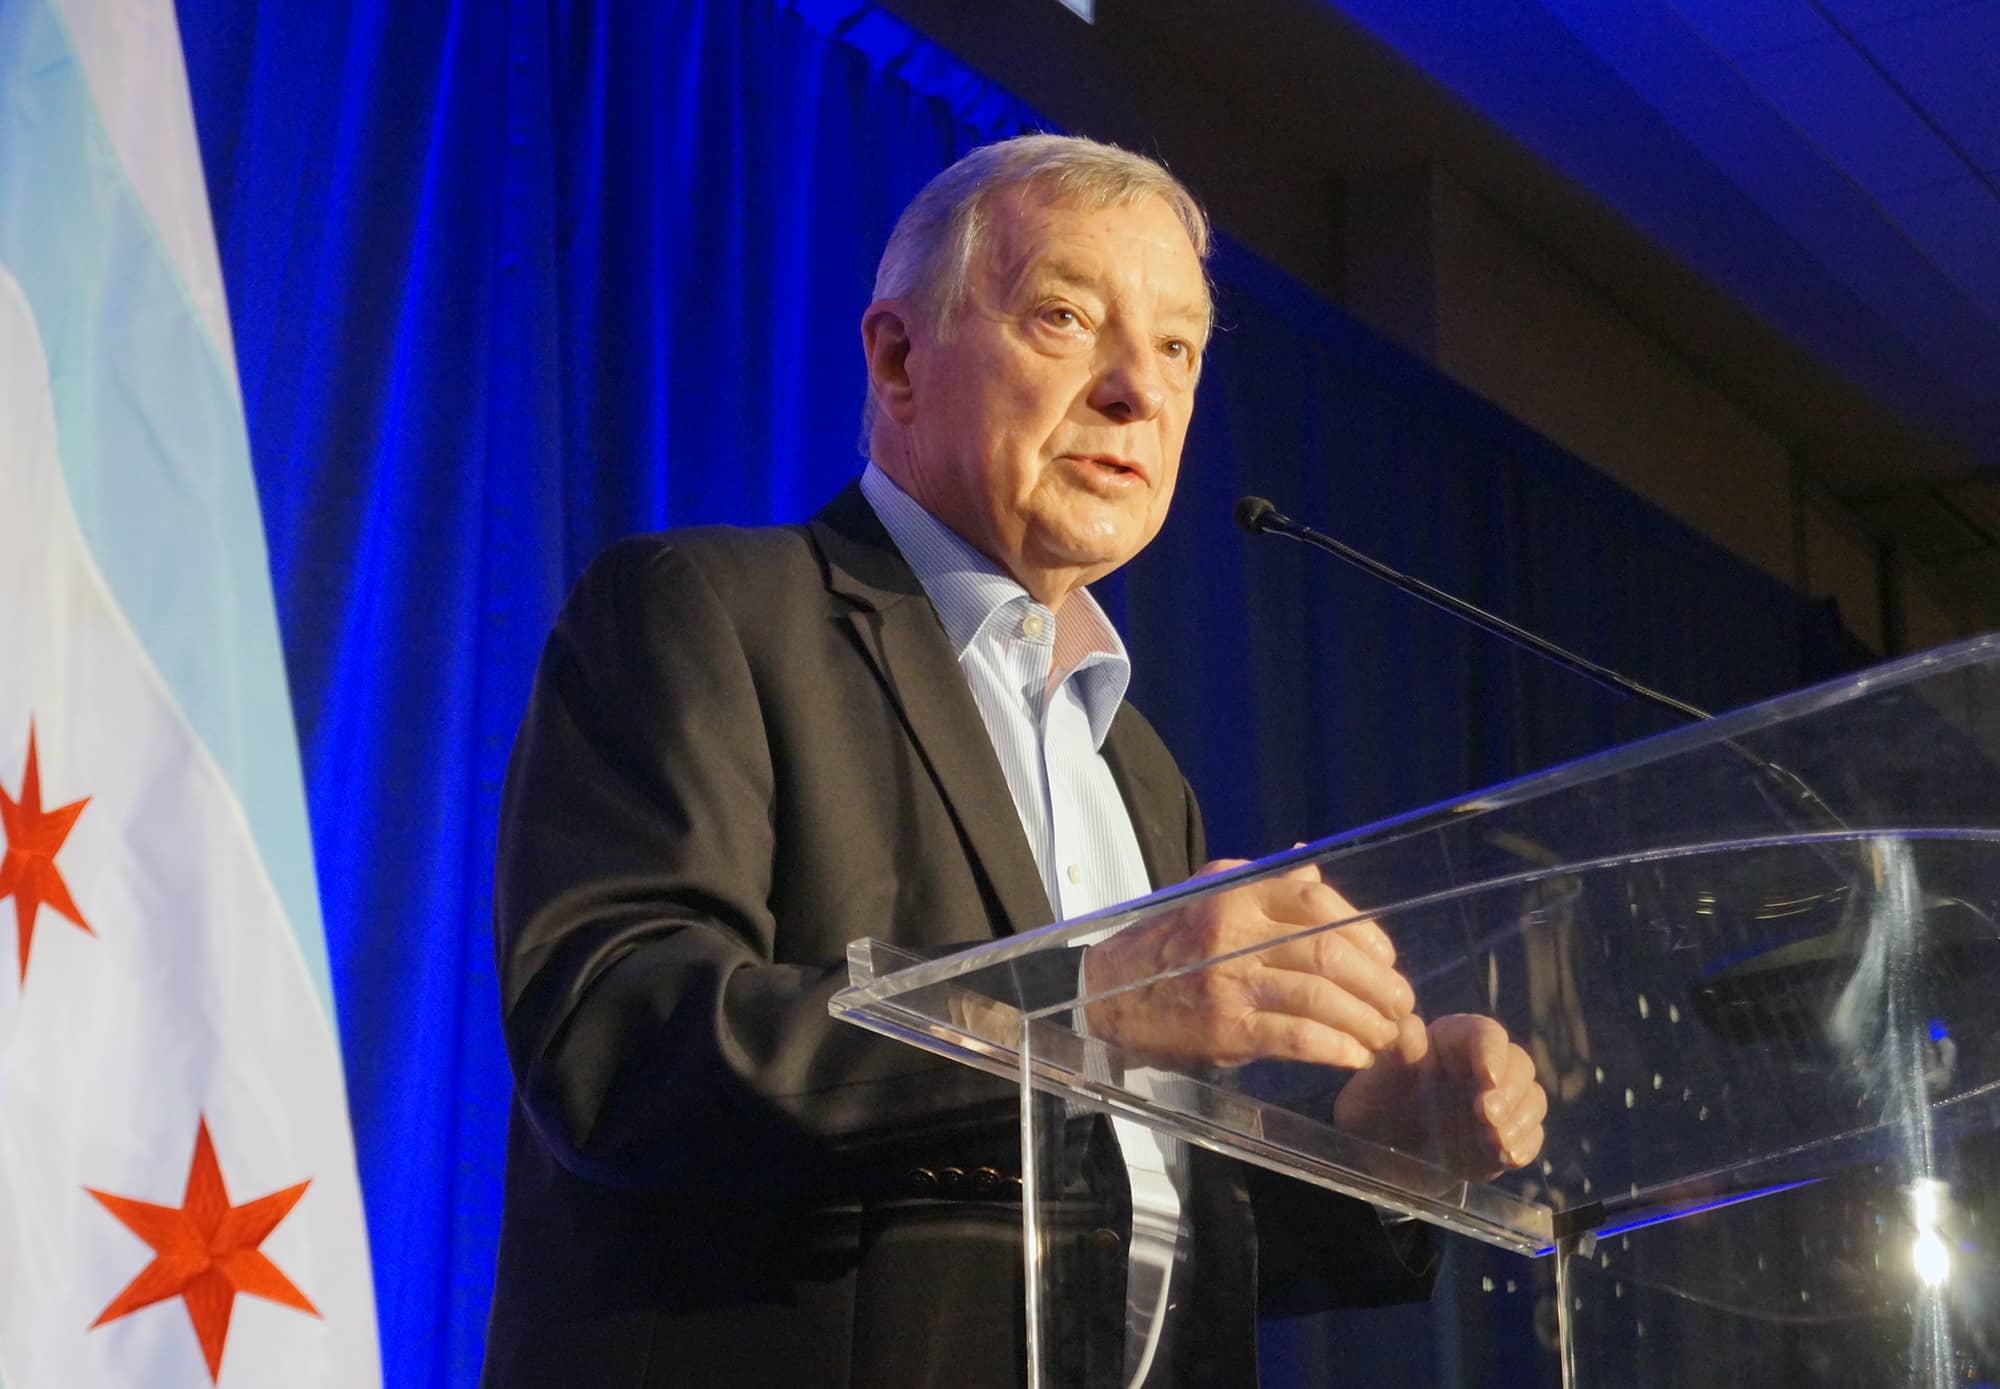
[1162,338,1195,364]
[1041,306,1084,330]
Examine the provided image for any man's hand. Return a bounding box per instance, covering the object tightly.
[1332,1013,1547,1178]
[1080,859,1416,1069]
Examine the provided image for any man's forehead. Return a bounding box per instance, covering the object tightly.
[981,190,1212,319]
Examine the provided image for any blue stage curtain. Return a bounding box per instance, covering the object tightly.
[177,1,1864,1384]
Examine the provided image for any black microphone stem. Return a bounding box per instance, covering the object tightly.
[1234,494,1854,834]
[1233,500,1885,1050]
[1235,496,1712,724]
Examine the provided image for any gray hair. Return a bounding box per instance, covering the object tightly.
[862,134,1211,450]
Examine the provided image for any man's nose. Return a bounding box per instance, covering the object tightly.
[1087,337,1166,422]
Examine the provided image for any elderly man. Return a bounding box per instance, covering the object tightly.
[485,134,1544,1389]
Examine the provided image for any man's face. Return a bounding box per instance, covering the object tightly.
[875,189,1209,606]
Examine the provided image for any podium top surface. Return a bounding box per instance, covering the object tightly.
[831,634,2000,1253]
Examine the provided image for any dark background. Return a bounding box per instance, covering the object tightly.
[174,1,1869,1383]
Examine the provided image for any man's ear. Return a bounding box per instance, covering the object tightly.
[861,301,918,424]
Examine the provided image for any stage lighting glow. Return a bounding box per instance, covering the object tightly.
[1910,1180,1951,1287]
[1913,1229,1950,1287]
[1913,1179,1941,1226]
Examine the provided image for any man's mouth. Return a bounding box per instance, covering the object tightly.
[1071,454,1148,485]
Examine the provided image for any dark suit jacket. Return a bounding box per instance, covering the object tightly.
[483,484,1431,1388]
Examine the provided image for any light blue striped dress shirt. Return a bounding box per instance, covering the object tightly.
[858,463,1154,921]
[860,463,1185,1383]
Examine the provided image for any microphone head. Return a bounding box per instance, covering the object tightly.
[1234,495,1278,535]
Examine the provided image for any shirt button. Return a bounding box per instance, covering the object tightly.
[1021,612,1046,638]
[1067,864,1083,884]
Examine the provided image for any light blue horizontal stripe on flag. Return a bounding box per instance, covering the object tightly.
[0,0,334,1020]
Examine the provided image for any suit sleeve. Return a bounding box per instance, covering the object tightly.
[495,538,1010,1195]
[1249,1163,1439,1315]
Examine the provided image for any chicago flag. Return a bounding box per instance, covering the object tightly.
[0,0,381,1385]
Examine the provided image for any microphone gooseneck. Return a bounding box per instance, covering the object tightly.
[1235,496,1880,1055]
[1233,495,1712,724]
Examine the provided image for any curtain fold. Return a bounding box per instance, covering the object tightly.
[176,1,1864,1383]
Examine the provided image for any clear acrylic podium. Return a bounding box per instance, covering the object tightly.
[830,635,2000,1387]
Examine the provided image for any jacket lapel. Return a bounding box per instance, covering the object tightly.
[809,483,1055,937]
[1102,714,1183,892]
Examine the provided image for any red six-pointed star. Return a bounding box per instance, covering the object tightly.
[87,1117,319,1383]
[0,719,94,983]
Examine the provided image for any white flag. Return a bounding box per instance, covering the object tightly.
[0,1,381,1385]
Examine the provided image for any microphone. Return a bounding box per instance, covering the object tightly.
[1234,495,1710,723]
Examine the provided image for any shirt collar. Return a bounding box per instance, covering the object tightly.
[859,463,1133,748]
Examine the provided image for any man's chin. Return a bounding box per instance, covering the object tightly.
[1024,527,1152,583]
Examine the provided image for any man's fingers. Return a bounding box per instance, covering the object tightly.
[1497,1073,1549,1134]
[1503,1124,1545,1169]
[1258,930,1415,1027]
[1207,880,1410,1023]
[1262,880,1396,963]
[1480,1107,1545,1169]
[1248,967,1405,1052]
[1499,1096,1547,1153]
[1439,1102,1544,1171]
[1422,1015,1548,1170]
[1238,1009,1378,1070]
[1333,918,1395,967]
[1193,870,1397,970]
[1251,877,1350,928]
[1108,862,1414,1070]
[1468,1046,1545,1172]
[1430,1014,1514,1086]
[1473,1044,1541,1123]
[1387,1011,1428,1066]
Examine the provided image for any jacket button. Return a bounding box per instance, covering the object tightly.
[972,1166,1000,1195]
[906,1167,938,1195]
[1088,1227,1123,1256]
[937,1165,966,1194]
